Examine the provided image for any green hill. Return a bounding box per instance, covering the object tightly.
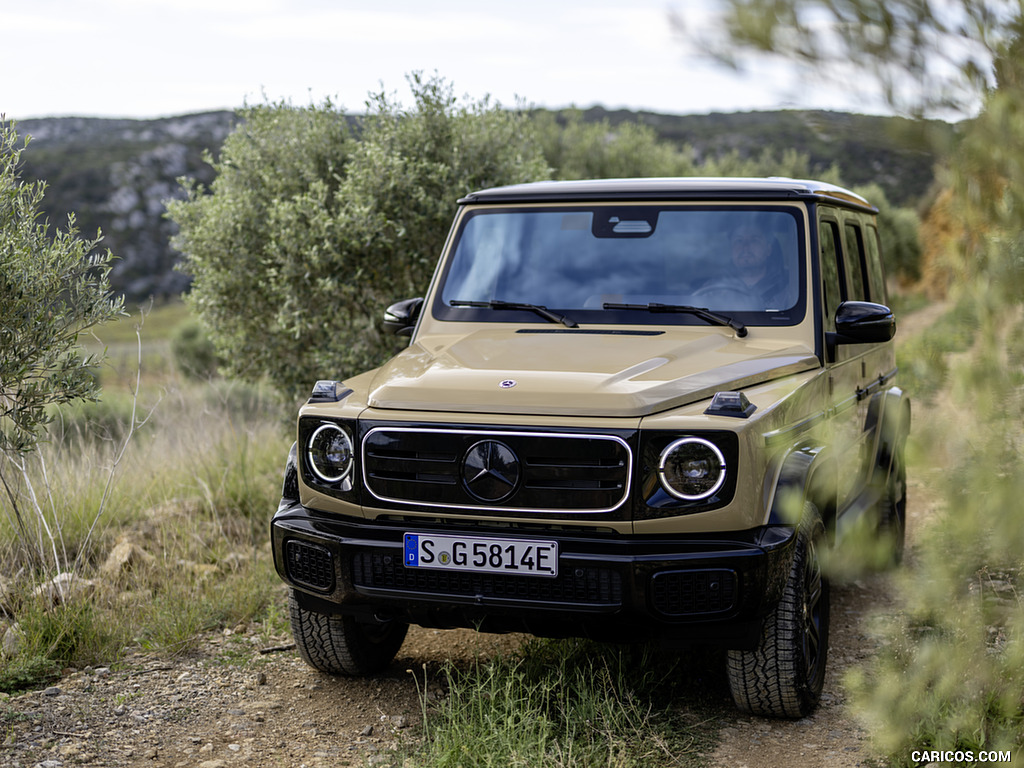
[16,107,947,301]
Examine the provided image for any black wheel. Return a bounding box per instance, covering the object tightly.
[726,507,830,718]
[289,591,408,676]
[878,453,907,565]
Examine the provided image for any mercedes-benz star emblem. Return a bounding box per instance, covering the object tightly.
[462,440,520,502]
[499,379,517,388]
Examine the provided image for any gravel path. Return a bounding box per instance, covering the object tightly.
[1,625,525,768]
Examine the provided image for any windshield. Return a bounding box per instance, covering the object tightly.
[434,205,805,327]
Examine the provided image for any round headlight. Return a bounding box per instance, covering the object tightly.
[658,437,726,501]
[307,423,354,483]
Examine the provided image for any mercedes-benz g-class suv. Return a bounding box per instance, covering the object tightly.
[271,177,910,718]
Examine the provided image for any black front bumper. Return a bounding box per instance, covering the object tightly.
[271,500,797,650]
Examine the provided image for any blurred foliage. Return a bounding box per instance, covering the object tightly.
[700,1,1024,763]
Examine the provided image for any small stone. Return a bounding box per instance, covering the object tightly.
[228,744,241,752]
[32,572,96,605]
[394,715,410,729]
[254,671,267,685]
[360,725,374,737]
[99,539,155,579]
[2,623,24,658]
[43,686,62,697]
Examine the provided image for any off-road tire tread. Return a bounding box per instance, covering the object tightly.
[288,592,408,676]
[726,512,829,718]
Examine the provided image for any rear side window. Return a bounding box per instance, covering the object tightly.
[818,220,842,332]
[864,225,887,303]
[843,223,867,301]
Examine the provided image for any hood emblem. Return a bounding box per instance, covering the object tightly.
[462,440,520,502]
[499,379,517,388]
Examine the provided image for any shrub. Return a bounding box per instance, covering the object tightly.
[171,319,221,380]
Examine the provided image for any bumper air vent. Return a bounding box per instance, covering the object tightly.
[285,539,335,592]
[649,569,737,617]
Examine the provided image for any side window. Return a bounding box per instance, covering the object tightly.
[818,219,843,332]
[864,225,887,304]
[842,222,868,301]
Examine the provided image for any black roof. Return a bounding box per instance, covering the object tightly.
[459,177,876,212]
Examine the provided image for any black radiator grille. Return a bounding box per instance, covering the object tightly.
[362,428,631,513]
[285,539,335,592]
[649,569,737,616]
[351,551,622,607]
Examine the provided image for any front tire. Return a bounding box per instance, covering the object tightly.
[726,507,830,718]
[289,591,408,676]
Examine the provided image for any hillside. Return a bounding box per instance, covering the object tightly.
[16,108,948,301]
[580,107,949,205]
[17,112,238,299]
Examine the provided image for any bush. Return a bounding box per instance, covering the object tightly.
[168,74,550,400]
[171,319,220,380]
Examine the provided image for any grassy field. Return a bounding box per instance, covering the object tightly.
[1,301,293,688]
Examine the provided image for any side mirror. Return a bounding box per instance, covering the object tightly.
[383,297,424,337]
[830,301,896,345]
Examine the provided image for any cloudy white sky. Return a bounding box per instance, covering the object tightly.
[3,0,896,120]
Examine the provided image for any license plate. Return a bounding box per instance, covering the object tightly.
[403,533,558,578]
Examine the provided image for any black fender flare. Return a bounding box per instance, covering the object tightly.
[865,386,911,484]
[282,441,299,502]
[766,441,837,536]
[756,442,834,618]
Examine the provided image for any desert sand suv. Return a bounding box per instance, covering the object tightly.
[271,177,910,718]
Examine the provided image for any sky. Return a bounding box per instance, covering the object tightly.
[3,0,899,121]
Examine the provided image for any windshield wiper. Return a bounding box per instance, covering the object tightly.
[603,302,747,338]
[450,300,578,328]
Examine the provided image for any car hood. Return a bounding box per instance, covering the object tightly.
[365,329,818,418]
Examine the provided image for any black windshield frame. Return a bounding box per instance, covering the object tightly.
[431,204,807,328]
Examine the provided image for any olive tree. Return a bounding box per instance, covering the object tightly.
[0,119,125,571]
[168,75,550,400]
[0,122,124,453]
